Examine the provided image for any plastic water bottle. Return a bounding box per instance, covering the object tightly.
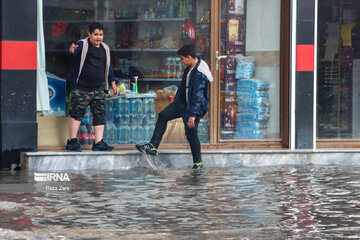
[146,125,155,142]
[120,98,130,124]
[115,123,121,144]
[77,124,88,145]
[88,124,95,145]
[176,57,182,79]
[169,0,174,18]
[148,98,157,124]
[113,97,121,124]
[106,122,116,144]
[128,124,134,144]
[166,57,172,79]
[120,124,130,144]
[132,125,143,143]
[105,98,113,123]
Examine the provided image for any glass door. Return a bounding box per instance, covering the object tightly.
[217,0,282,141]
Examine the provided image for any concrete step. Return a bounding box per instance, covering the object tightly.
[21,149,360,171]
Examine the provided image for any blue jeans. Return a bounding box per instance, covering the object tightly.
[150,100,202,163]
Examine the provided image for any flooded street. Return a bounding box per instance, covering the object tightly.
[1,164,360,239]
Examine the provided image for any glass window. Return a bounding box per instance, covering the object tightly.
[317,1,360,139]
[43,0,211,144]
[219,0,281,140]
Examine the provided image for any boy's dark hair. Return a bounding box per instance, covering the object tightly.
[88,22,104,33]
[177,42,197,58]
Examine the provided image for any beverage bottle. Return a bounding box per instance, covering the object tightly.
[176,57,182,79]
[171,57,177,78]
[147,125,155,142]
[137,98,143,124]
[88,124,95,145]
[179,1,183,18]
[169,0,174,18]
[150,98,157,123]
[161,1,167,18]
[132,125,141,143]
[128,124,134,144]
[110,122,117,144]
[119,124,129,144]
[105,98,113,123]
[129,97,134,123]
[144,125,150,143]
[113,97,120,124]
[124,98,130,124]
[77,124,88,145]
[81,107,91,124]
[156,1,161,18]
[115,123,121,144]
[166,57,171,79]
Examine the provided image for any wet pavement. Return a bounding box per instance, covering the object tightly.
[1,164,360,239]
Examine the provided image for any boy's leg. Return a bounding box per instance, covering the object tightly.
[67,88,91,151]
[90,88,114,151]
[150,101,183,148]
[93,125,104,143]
[182,115,202,164]
[69,117,81,139]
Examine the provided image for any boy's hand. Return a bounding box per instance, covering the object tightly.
[187,116,195,128]
[111,82,118,96]
[69,43,78,54]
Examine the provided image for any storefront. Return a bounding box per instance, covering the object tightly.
[317,0,360,148]
[38,0,290,149]
[5,0,334,169]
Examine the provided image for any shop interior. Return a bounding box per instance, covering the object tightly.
[41,0,211,146]
[317,0,360,139]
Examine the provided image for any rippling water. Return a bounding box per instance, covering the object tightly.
[1,165,360,239]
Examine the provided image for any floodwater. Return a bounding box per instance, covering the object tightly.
[1,163,360,239]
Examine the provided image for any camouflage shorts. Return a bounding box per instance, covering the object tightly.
[69,87,106,126]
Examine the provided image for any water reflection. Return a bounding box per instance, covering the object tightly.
[0,165,360,239]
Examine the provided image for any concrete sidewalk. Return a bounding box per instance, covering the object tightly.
[21,149,360,171]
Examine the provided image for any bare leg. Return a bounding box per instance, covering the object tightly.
[94,125,104,143]
[69,117,81,139]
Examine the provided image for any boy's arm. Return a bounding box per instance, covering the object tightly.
[108,62,115,83]
[108,63,118,96]
[188,73,206,118]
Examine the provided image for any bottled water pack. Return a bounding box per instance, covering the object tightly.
[104,93,157,144]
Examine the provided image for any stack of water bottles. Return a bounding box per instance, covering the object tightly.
[77,107,95,145]
[235,79,270,139]
[234,54,270,139]
[104,92,157,145]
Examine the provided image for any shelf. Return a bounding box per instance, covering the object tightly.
[44,18,185,24]
[46,48,179,53]
[143,78,181,82]
[112,48,178,52]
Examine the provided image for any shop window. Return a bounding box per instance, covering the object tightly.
[219,0,281,140]
[317,0,360,139]
[43,0,211,145]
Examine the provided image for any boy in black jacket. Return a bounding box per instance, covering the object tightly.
[136,43,213,169]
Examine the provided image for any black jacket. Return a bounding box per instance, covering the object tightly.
[175,58,214,118]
